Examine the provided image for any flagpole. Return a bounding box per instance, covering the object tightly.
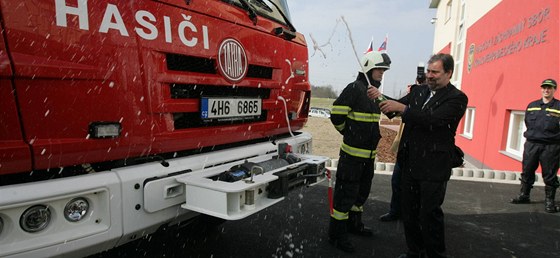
[378,33,388,93]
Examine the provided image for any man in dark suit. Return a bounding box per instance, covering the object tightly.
[368,53,468,258]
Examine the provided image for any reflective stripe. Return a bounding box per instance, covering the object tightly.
[332,105,351,115]
[347,111,380,123]
[527,107,560,114]
[334,122,345,131]
[350,205,363,212]
[331,209,349,220]
[341,143,377,159]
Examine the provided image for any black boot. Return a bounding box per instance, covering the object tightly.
[348,211,373,237]
[328,217,355,253]
[545,186,559,213]
[511,183,531,204]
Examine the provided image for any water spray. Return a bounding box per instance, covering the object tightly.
[340,16,372,87]
[340,16,386,102]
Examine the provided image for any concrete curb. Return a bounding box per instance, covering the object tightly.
[326,159,546,186]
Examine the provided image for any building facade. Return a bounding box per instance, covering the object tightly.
[429,0,559,171]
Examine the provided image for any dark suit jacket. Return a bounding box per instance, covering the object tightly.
[397,83,468,181]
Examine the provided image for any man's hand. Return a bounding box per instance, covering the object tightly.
[379,100,406,114]
[367,86,381,100]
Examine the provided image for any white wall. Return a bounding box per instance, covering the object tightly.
[431,0,501,53]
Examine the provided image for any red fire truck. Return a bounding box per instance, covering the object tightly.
[0,0,326,256]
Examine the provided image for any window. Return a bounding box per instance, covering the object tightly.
[459,1,466,21]
[505,111,526,157]
[222,0,293,26]
[452,1,466,86]
[452,41,462,82]
[445,0,452,23]
[462,107,475,139]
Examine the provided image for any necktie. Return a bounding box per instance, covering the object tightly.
[422,90,435,109]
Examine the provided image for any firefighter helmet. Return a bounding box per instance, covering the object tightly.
[360,51,391,72]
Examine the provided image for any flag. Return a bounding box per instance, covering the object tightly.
[364,37,374,53]
[378,35,388,52]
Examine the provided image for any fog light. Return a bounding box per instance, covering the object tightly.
[89,122,121,138]
[20,205,51,233]
[64,198,89,222]
[0,216,4,235]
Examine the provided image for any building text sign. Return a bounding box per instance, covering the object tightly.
[468,7,550,72]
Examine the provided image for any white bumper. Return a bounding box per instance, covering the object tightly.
[0,132,323,257]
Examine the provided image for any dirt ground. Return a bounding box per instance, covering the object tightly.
[301,117,398,163]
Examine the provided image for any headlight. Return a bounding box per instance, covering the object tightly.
[20,205,51,233]
[64,198,89,222]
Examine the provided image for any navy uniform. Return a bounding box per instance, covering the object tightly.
[328,51,391,253]
[511,78,560,213]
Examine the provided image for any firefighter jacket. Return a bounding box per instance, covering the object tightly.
[330,75,382,159]
[524,98,560,144]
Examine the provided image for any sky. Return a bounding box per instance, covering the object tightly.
[287,0,437,98]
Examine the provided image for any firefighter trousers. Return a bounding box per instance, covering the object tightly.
[332,154,374,219]
[521,141,560,188]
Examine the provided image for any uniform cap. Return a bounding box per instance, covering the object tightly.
[541,78,557,88]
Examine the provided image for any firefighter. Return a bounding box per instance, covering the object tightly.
[328,50,391,253]
[511,78,560,213]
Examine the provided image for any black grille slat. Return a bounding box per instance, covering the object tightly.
[247,64,273,79]
[170,84,271,99]
[165,53,273,79]
[173,111,268,129]
[166,54,216,74]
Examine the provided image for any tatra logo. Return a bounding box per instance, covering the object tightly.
[218,38,248,83]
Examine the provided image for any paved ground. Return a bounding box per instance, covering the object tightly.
[94,174,560,258]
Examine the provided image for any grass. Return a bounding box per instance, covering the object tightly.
[310,97,335,110]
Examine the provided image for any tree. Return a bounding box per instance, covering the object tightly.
[311,85,338,98]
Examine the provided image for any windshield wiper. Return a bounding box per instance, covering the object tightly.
[239,0,258,25]
[233,0,296,39]
[254,0,296,40]
[261,0,296,33]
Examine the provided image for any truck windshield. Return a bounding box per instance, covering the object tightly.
[221,0,294,30]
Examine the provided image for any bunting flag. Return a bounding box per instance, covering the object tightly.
[364,37,374,53]
[378,35,388,52]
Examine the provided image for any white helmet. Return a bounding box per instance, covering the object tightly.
[360,51,391,72]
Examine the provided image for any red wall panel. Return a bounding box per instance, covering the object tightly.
[460,0,559,171]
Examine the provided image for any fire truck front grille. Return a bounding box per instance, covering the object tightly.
[170,84,271,129]
[166,53,273,79]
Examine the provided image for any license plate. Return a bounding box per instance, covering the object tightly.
[201,97,262,119]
